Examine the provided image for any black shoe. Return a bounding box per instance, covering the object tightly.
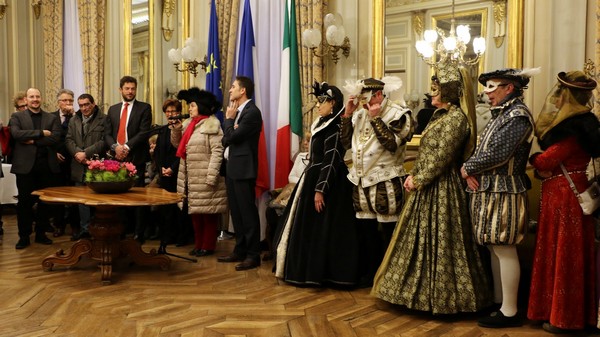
[134,235,145,245]
[195,249,214,257]
[477,311,522,328]
[77,231,91,240]
[217,253,245,263]
[34,235,53,245]
[15,237,31,249]
[542,322,577,334]
[189,249,199,256]
[235,258,260,271]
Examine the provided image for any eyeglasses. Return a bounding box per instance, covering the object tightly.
[79,103,92,107]
[17,104,27,109]
[59,99,74,103]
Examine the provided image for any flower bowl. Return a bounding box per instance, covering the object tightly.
[87,180,136,194]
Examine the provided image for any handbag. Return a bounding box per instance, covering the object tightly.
[560,162,600,215]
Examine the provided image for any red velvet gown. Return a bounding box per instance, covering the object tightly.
[527,136,597,329]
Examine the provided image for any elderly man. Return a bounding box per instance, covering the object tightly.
[461,68,539,328]
[10,88,61,249]
[52,89,78,237]
[65,93,106,240]
[340,77,413,283]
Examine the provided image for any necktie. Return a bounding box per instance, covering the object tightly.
[117,102,129,144]
[62,114,71,129]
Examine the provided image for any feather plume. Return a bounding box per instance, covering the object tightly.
[381,76,403,94]
[342,79,363,97]
[514,67,541,78]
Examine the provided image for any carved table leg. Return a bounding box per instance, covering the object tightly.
[120,239,171,270]
[89,206,124,284]
[42,239,93,271]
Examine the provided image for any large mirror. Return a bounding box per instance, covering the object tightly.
[377,0,523,148]
[124,0,155,113]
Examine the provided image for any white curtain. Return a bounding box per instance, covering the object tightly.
[63,0,86,109]
[254,0,284,189]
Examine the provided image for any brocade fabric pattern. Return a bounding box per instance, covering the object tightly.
[77,0,106,102]
[42,0,63,111]
[217,0,240,106]
[371,105,492,314]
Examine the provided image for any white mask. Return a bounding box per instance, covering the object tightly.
[483,80,509,93]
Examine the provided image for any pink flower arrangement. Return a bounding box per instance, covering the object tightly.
[85,159,138,183]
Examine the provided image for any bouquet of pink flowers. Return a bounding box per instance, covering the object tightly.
[84,159,138,183]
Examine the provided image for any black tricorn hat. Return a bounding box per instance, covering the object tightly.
[478,68,536,88]
[177,87,221,116]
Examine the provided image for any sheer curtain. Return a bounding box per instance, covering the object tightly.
[63,0,85,108]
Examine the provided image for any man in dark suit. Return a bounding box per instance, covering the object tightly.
[10,88,61,249]
[104,76,152,242]
[52,89,79,237]
[218,76,263,271]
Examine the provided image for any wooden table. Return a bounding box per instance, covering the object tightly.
[33,186,182,284]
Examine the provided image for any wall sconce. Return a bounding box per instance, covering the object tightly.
[404,90,420,110]
[165,79,178,99]
[168,38,208,78]
[302,13,351,64]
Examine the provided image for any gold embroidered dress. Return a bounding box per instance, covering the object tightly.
[372,105,492,314]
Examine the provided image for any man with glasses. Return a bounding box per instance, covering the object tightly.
[65,94,105,240]
[10,88,61,249]
[13,91,28,111]
[52,89,79,238]
[461,68,539,328]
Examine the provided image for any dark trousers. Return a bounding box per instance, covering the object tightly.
[226,177,260,261]
[16,166,57,238]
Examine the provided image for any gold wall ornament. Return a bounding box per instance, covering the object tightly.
[493,0,506,48]
[412,11,424,38]
[162,0,176,42]
[0,0,6,20]
[31,0,41,19]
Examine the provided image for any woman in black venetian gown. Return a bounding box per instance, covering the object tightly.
[274,82,360,286]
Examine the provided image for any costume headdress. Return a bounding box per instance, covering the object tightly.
[478,67,541,92]
[342,76,403,105]
[310,81,344,116]
[176,87,221,116]
[535,70,597,139]
[428,60,477,160]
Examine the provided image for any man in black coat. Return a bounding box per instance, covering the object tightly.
[218,76,262,271]
[51,89,79,237]
[104,76,152,242]
[10,88,61,249]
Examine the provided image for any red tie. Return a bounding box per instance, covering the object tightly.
[117,102,129,144]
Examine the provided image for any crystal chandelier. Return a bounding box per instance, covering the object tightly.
[415,0,486,67]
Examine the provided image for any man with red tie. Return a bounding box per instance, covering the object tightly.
[105,76,152,242]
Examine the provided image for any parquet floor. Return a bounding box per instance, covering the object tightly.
[0,210,596,337]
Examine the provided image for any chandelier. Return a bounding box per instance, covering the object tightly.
[302,13,351,64]
[415,0,486,67]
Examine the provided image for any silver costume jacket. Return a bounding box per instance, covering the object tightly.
[341,98,412,188]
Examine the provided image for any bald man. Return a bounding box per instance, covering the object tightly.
[10,88,61,249]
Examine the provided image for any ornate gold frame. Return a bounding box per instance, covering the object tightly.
[123,0,155,110]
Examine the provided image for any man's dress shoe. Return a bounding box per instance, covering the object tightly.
[235,258,260,271]
[217,254,245,263]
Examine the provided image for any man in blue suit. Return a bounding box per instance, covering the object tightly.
[218,76,262,271]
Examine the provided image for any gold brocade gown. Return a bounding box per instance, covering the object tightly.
[371,105,492,314]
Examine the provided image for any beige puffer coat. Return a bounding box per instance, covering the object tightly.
[171,116,228,214]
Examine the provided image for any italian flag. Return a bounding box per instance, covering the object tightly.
[275,0,302,189]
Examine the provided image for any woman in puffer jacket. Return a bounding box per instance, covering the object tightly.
[171,87,227,257]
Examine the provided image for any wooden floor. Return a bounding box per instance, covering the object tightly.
[0,211,595,337]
